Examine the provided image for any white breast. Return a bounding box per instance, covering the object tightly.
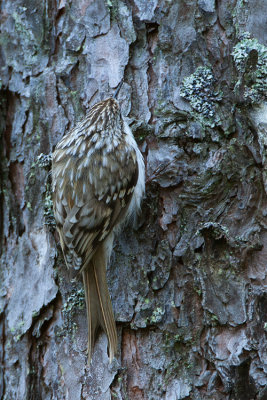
[123,119,145,220]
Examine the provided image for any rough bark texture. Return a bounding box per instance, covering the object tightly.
[0,1,267,399]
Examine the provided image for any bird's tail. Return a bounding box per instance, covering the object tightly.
[82,245,117,363]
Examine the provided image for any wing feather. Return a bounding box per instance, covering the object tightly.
[52,142,138,272]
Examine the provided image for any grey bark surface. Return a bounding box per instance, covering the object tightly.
[0,1,267,399]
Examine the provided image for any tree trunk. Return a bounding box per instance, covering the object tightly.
[0,1,267,399]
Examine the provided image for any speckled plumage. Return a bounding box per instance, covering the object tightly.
[52,97,145,362]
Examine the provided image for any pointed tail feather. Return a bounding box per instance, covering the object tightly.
[82,246,117,363]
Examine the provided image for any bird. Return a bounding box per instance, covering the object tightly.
[51,92,145,363]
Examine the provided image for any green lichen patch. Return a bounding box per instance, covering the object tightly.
[105,0,119,21]
[205,310,219,326]
[149,306,165,324]
[162,331,196,392]
[61,286,85,339]
[54,278,85,340]
[131,120,154,142]
[131,293,167,329]
[43,182,55,227]
[26,152,55,227]
[36,154,55,226]
[232,33,267,104]
[180,66,222,127]
[62,287,85,316]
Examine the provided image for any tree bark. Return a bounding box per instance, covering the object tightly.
[0,1,267,399]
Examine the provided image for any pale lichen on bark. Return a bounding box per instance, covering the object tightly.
[0,0,267,399]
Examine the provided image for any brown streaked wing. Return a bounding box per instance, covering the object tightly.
[53,147,139,272]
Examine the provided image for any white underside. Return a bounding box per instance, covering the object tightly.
[122,118,145,221]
